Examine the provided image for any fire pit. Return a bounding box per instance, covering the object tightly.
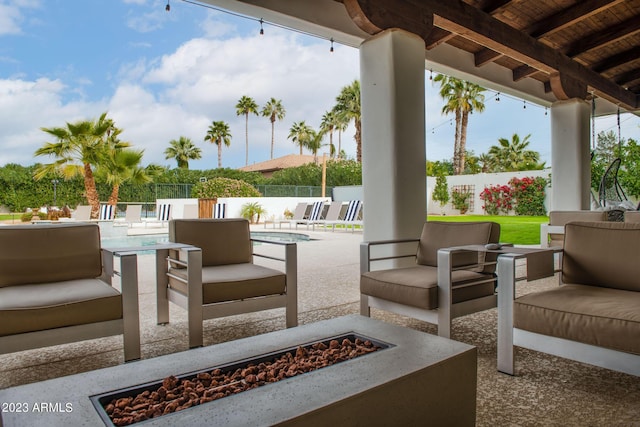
[0,315,478,426]
[93,334,388,426]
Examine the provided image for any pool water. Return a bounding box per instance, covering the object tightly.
[101,232,310,249]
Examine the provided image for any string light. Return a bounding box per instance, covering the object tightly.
[523,100,527,109]
[544,107,548,116]
[495,92,500,102]
[429,69,433,81]
[330,38,334,53]
[165,0,170,12]
[259,18,264,35]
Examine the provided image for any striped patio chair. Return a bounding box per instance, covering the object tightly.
[99,204,116,221]
[294,201,325,230]
[213,203,226,219]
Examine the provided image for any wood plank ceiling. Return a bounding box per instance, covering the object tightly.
[339,0,640,111]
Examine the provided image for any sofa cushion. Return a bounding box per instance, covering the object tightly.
[0,278,122,336]
[169,219,253,266]
[0,223,102,288]
[361,265,496,310]
[514,284,640,355]
[168,263,286,303]
[563,221,640,292]
[547,211,607,247]
[416,221,499,273]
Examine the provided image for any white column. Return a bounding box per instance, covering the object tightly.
[360,29,426,241]
[550,99,591,211]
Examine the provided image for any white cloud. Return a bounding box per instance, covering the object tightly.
[0,3,26,35]
[0,77,106,165]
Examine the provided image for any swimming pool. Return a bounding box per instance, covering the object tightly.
[101,231,311,250]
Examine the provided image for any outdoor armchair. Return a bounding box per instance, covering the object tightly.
[160,218,298,348]
[540,210,607,248]
[360,221,500,338]
[498,221,640,377]
[0,223,141,362]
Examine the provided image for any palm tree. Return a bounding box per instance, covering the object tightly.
[320,110,340,158]
[98,147,151,206]
[488,133,542,172]
[333,80,361,162]
[235,95,259,166]
[35,112,114,218]
[434,75,486,175]
[261,98,286,159]
[288,121,313,155]
[305,129,325,163]
[164,136,202,169]
[204,121,232,168]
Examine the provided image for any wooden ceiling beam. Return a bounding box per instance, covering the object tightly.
[513,65,538,82]
[616,69,640,87]
[481,0,513,15]
[475,48,502,67]
[528,0,625,39]
[592,46,640,73]
[565,16,640,57]
[425,28,456,49]
[341,0,637,109]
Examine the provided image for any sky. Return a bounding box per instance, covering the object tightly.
[1,0,639,171]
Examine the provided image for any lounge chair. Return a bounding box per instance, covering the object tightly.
[145,203,172,227]
[316,201,345,231]
[72,205,92,221]
[361,221,500,338]
[159,218,298,348]
[264,202,307,229]
[293,201,325,230]
[183,204,199,219]
[99,204,116,221]
[324,200,363,232]
[213,203,226,219]
[0,223,141,362]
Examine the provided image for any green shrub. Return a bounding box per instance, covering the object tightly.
[21,211,46,222]
[451,188,471,214]
[191,177,262,198]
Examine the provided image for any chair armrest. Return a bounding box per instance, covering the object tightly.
[360,239,420,274]
[251,240,297,306]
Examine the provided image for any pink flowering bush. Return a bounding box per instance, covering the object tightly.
[509,176,548,216]
[480,185,513,215]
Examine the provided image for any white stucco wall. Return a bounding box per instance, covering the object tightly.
[427,169,552,215]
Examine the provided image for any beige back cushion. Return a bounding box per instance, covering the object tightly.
[0,223,102,287]
[548,210,607,246]
[416,221,499,271]
[563,221,640,292]
[624,211,640,223]
[169,219,252,266]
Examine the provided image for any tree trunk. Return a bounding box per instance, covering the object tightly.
[453,109,462,175]
[245,114,249,166]
[355,118,362,163]
[459,111,470,174]
[83,163,100,219]
[270,120,275,159]
[108,184,119,206]
[217,139,223,168]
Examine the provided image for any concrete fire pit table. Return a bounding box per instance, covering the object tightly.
[0,315,477,426]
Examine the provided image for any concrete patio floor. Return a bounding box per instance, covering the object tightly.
[1,225,638,426]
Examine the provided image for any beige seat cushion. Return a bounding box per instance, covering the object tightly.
[563,221,640,292]
[0,279,122,336]
[416,221,500,274]
[169,263,286,304]
[169,219,252,266]
[0,223,102,287]
[361,265,496,310]
[514,284,640,355]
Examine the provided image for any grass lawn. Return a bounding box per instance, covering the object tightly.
[0,213,23,223]
[427,215,549,245]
